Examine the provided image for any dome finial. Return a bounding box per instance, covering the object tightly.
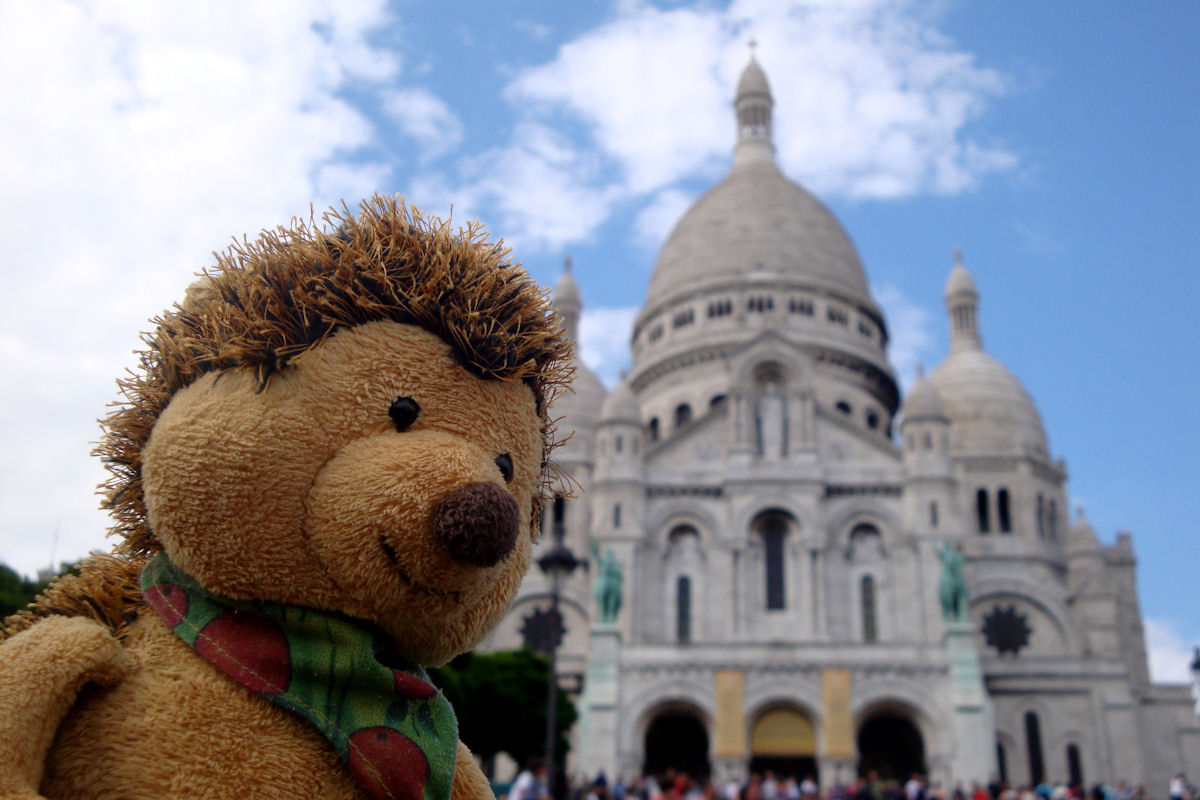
[916,362,926,380]
[945,247,981,352]
[733,44,775,168]
[553,258,582,342]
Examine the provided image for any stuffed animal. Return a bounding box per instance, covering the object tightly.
[0,196,571,800]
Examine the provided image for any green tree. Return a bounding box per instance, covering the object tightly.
[0,563,38,619]
[0,561,83,619]
[430,648,577,773]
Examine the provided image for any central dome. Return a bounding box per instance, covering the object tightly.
[645,160,870,307]
[644,56,871,309]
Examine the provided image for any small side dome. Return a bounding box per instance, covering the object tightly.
[931,251,1047,455]
[600,377,640,425]
[553,358,606,433]
[1067,507,1100,553]
[929,349,1048,456]
[900,372,946,423]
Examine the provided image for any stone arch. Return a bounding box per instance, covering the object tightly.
[853,681,949,766]
[993,698,1055,786]
[969,580,1078,656]
[733,343,807,388]
[998,696,1053,736]
[825,505,902,552]
[641,511,714,643]
[745,693,824,754]
[748,508,797,612]
[731,344,810,460]
[1053,728,1092,788]
[853,695,935,780]
[623,681,714,776]
[747,700,822,780]
[744,676,824,716]
[995,729,1019,783]
[662,523,706,560]
[845,523,887,561]
[734,499,810,541]
[640,699,713,780]
[648,505,719,550]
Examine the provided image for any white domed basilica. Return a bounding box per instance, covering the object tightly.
[482,56,1200,789]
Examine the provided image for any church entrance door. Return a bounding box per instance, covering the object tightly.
[644,707,711,781]
[749,708,819,783]
[856,711,925,780]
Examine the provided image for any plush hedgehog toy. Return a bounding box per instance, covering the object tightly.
[0,196,571,800]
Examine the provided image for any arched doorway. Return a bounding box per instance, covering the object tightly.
[857,711,926,779]
[644,706,711,781]
[749,707,819,782]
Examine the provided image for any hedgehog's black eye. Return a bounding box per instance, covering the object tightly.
[389,397,420,432]
[495,453,513,483]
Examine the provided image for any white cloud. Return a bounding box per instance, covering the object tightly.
[420,122,624,253]
[0,0,398,576]
[579,306,640,388]
[514,20,552,41]
[404,0,1015,256]
[384,88,464,160]
[509,0,1013,207]
[874,283,938,392]
[1144,618,1197,683]
[508,5,730,194]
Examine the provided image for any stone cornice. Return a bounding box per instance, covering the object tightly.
[646,485,724,498]
[824,484,903,497]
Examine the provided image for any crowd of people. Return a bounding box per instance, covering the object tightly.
[504,763,1196,800]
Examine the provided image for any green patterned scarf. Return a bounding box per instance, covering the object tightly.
[141,554,458,800]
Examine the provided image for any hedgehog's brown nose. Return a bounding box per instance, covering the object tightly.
[433,482,520,567]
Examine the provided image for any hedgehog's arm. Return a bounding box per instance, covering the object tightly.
[0,615,129,799]
[452,740,497,800]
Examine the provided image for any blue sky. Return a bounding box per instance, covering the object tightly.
[0,1,1196,680]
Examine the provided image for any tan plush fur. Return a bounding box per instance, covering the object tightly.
[0,198,570,799]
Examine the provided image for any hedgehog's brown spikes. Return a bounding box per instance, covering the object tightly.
[0,554,148,643]
[89,194,573,562]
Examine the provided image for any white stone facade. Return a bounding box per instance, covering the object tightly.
[480,57,1200,790]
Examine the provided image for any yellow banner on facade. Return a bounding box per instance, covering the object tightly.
[714,669,746,757]
[822,668,854,758]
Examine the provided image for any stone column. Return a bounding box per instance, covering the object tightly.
[578,623,622,779]
[943,619,996,784]
[799,390,815,447]
[732,392,751,454]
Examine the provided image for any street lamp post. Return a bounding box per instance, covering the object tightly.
[1190,646,1200,717]
[537,509,580,800]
